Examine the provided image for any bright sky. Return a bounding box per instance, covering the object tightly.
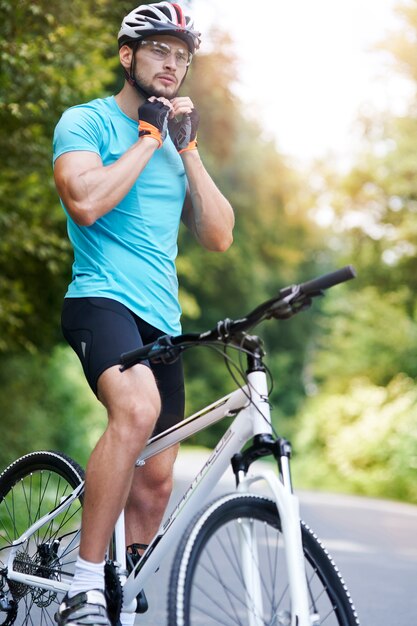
[191,0,413,166]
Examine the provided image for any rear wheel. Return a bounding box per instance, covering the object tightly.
[0,451,84,625]
[168,493,360,626]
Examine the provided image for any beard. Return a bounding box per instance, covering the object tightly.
[134,71,185,99]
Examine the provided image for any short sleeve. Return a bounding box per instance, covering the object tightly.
[53,104,103,164]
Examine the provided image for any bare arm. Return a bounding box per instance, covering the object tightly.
[169,98,234,252]
[53,137,158,226]
[181,150,234,251]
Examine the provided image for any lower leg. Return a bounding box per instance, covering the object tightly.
[120,448,179,626]
[68,429,145,598]
[69,364,160,599]
[125,445,179,548]
[78,364,160,563]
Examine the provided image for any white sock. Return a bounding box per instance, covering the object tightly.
[119,611,136,625]
[68,556,105,598]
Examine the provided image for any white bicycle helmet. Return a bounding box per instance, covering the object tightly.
[118,2,201,54]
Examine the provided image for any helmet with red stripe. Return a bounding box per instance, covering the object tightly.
[118,2,201,54]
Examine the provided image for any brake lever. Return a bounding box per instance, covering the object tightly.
[149,335,184,365]
[152,346,184,365]
[267,286,317,320]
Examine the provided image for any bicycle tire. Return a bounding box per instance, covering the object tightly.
[168,493,360,626]
[0,450,84,626]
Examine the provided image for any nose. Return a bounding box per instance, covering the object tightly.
[163,53,178,70]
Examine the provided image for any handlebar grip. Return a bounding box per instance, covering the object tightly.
[120,334,179,370]
[299,265,356,295]
[120,344,152,370]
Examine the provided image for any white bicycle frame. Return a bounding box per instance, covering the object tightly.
[6,369,314,626]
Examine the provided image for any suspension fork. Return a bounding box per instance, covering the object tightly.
[232,436,315,626]
[236,512,264,626]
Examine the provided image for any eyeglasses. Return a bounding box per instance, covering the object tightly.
[139,40,192,67]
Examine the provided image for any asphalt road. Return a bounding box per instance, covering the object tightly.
[133,452,417,625]
[299,490,417,625]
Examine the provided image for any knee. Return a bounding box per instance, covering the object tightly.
[100,365,161,442]
[110,396,161,450]
[127,396,160,432]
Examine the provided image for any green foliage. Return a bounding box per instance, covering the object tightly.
[294,375,417,502]
[310,285,417,388]
[0,0,117,352]
[292,1,417,503]
[0,346,105,470]
[175,36,326,438]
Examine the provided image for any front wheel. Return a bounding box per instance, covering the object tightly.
[0,451,84,626]
[168,493,360,626]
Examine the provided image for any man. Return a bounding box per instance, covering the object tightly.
[52,3,234,625]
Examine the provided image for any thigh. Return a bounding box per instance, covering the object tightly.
[61,297,185,434]
[61,297,150,395]
[133,317,185,437]
[151,358,185,436]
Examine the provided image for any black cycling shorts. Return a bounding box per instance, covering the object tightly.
[61,297,184,436]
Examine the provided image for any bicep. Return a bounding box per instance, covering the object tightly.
[54,151,102,207]
[181,187,195,232]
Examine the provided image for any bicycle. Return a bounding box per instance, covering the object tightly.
[0,265,360,626]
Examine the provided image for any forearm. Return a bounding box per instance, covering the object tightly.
[56,137,158,226]
[182,150,234,251]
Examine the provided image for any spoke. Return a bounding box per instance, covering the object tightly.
[265,521,289,618]
[0,491,17,544]
[199,554,250,610]
[22,591,37,626]
[182,501,353,626]
[60,528,81,561]
[194,518,284,624]
[233,519,273,618]
[38,475,67,546]
[192,582,244,625]
[0,462,82,626]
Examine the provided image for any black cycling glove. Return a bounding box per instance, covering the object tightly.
[138,100,170,148]
[168,108,199,153]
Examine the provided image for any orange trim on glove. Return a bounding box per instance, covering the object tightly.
[178,139,198,154]
[138,120,163,148]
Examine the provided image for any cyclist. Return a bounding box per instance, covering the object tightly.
[52,3,234,625]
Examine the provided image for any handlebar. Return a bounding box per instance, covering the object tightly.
[120,265,356,370]
[299,265,356,295]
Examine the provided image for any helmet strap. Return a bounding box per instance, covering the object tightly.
[126,41,153,101]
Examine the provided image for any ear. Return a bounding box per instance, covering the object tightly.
[119,44,134,71]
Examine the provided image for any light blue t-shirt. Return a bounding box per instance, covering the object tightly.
[53,96,187,334]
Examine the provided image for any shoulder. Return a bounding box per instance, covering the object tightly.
[53,98,115,162]
[56,97,114,132]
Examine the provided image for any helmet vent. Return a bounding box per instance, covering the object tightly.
[171,3,186,27]
[138,9,157,19]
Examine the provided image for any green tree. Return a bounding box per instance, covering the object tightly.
[171,32,326,438]
[0,0,145,466]
[0,347,106,469]
[292,0,417,502]
[0,0,117,352]
[295,374,417,502]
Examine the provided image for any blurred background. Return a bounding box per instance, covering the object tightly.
[1,0,417,503]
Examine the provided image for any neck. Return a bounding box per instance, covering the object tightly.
[114,81,145,121]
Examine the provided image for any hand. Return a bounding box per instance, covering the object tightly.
[138,97,172,148]
[168,97,199,153]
